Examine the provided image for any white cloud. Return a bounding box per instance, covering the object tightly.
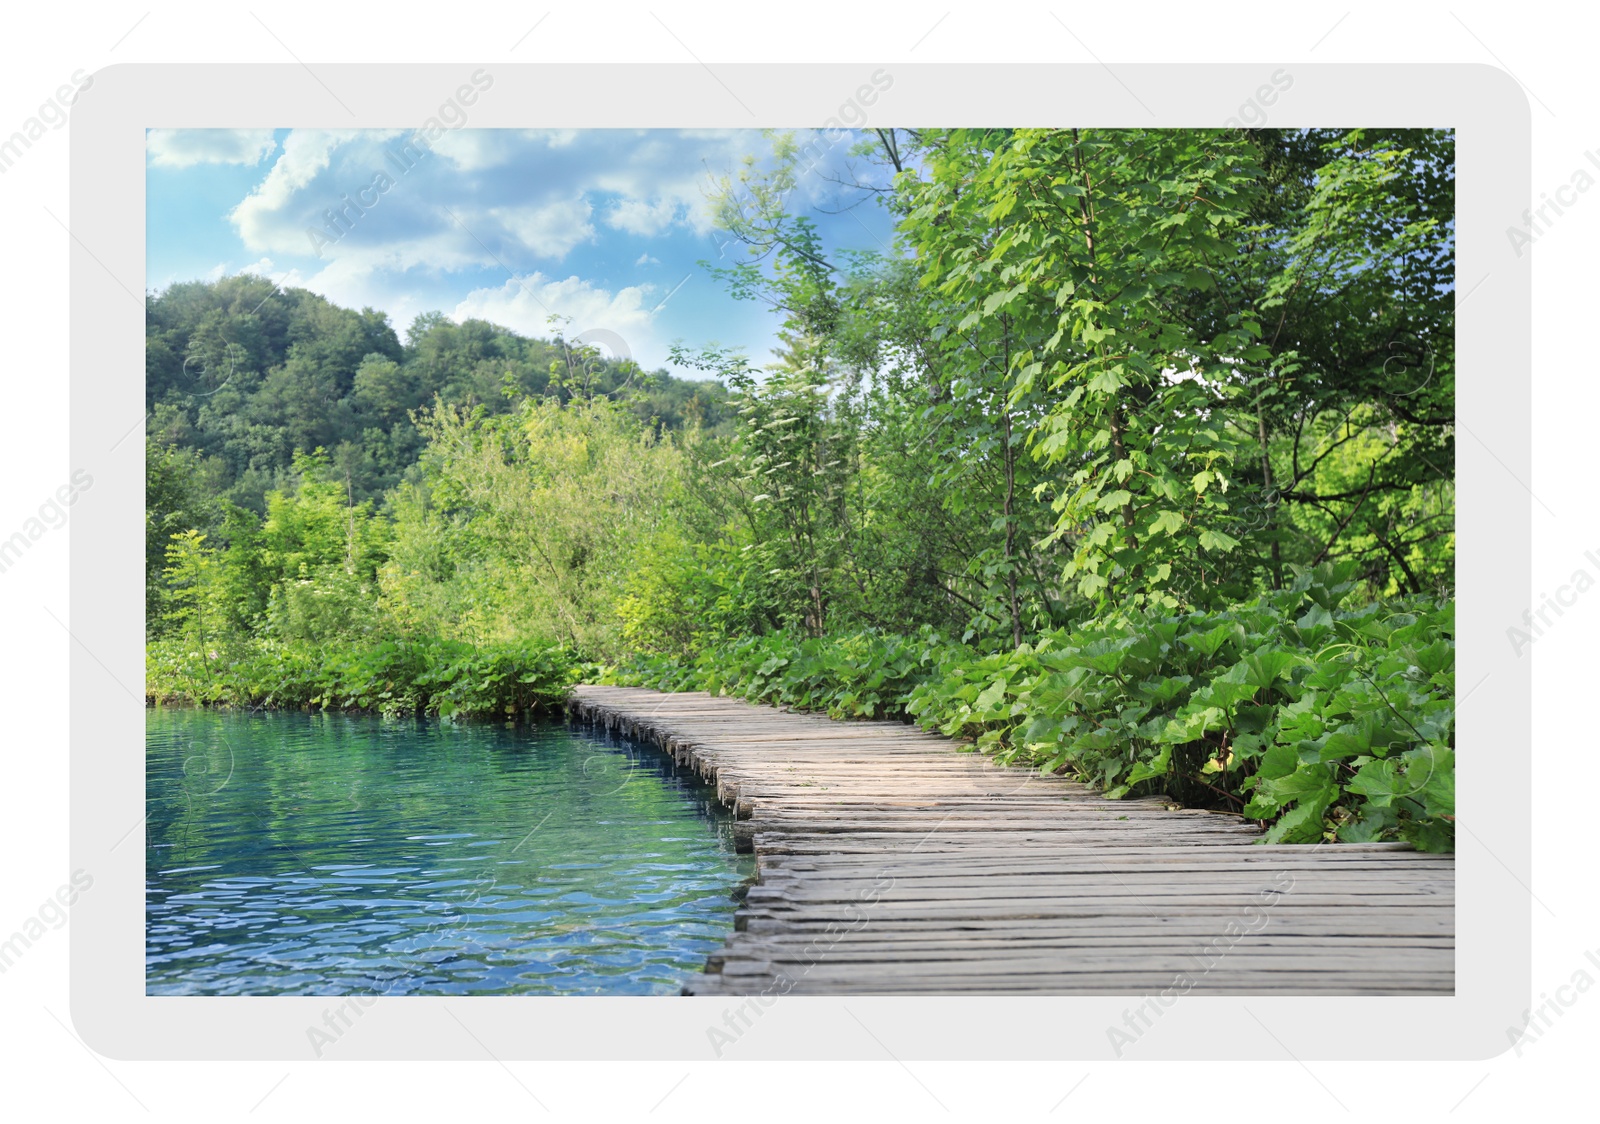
[221,128,771,274]
[147,128,277,168]
[585,129,768,237]
[429,129,519,172]
[453,273,661,364]
[190,257,291,284]
[295,256,424,326]
[488,197,596,261]
[634,252,659,266]
[228,130,377,254]
[224,130,623,271]
[605,196,681,237]
[229,257,308,289]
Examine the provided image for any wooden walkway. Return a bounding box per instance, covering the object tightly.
[568,686,1454,995]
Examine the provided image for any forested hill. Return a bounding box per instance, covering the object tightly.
[145,275,732,511]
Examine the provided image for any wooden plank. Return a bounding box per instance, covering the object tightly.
[567,685,1455,996]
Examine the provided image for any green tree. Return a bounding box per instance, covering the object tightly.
[381,395,692,654]
[162,529,232,679]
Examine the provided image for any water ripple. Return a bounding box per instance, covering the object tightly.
[145,710,752,995]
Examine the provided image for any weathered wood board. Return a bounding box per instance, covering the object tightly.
[567,685,1454,996]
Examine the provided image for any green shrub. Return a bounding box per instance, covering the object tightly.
[605,627,947,720]
[146,635,579,719]
[906,565,1454,851]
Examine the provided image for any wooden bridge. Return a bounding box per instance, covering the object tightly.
[569,685,1454,996]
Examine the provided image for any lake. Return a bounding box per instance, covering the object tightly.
[145,708,753,995]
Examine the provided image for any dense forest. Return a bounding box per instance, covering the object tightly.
[147,127,1456,849]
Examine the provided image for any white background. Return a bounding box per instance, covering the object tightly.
[0,3,1583,1120]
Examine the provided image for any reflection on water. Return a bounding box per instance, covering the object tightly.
[145,709,752,995]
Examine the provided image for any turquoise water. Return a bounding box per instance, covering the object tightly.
[145,709,753,996]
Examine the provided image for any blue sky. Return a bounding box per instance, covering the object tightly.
[145,127,899,379]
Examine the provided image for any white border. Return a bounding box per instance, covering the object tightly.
[70,62,1528,1060]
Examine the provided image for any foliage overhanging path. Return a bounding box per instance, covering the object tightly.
[570,686,1453,995]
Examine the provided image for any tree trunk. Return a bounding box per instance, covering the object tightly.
[1257,410,1282,590]
[1001,322,1022,649]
